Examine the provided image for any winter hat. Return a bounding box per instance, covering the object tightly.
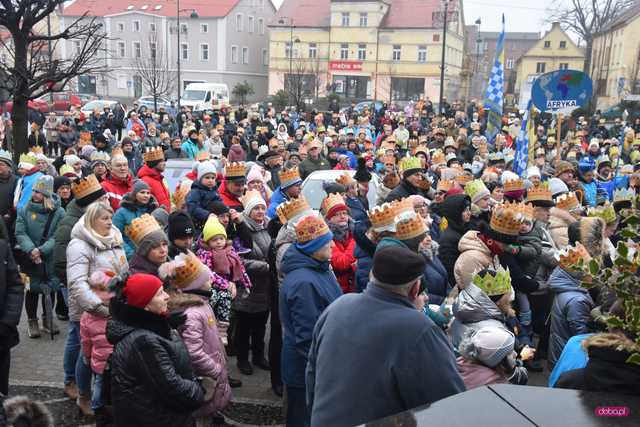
[54,176,72,193]
[241,189,266,214]
[321,193,348,220]
[203,215,227,242]
[123,273,164,309]
[294,215,333,255]
[246,165,265,183]
[33,175,54,198]
[131,180,150,199]
[462,327,515,368]
[80,145,97,160]
[208,200,230,215]
[64,154,82,167]
[526,166,541,179]
[0,150,13,168]
[323,181,346,195]
[372,245,426,285]
[353,157,372,183]
[168,211,195,241]
[548,177,569,198]
[90,151,110,169]
[228,144,246,162]
[151,207,170,231]
[197,161,217,181]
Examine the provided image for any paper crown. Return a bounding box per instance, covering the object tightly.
[240,189,265,210]
[71,174,102,200]
[444,137,457,149]
[455,174,473,186]
[587,203,617,225]
[173,252,207,289]
[127,214,162,246]
[488,152,505,162]
[195,151,211,161]
[90,151,110,164]
[33,175,54,195]
[279,167,301,188]
[613,188,635,206]
[19,153,38,166]
[172,183,191,212]
[465,179,490,202]
[526,183,553,203]
[321,193,347,217]
[368,202,398,233]
[143,147,164,162]
[558,242,592,271]
[490,202,525,236]
[518,203,535,221]
[276,196,311,224]
[399,156,422,173]
[437,179,456,193]
[30,146,44,155]
[111,147,124,157]
[335,173,355,187]
[555,191,581,211]
[395,213,428,241]
[225,161,246,178]
[503,178,525,193]
[472,268,512,296]
[431,150,446,165]
[414,144,429,156]
[391,197,415,218]
[295,215,330,244]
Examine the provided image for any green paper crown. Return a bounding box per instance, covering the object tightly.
[587,203,617,225]
[465,179,489,201]
[399,156,422,173]
[472,268,512,296]
[19,153,37,166]
[613,188,635,205]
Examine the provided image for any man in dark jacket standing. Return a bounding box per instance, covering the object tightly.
[385,157,432,202]
[307,246,465,427]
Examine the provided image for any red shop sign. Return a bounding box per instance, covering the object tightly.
[329,61,363,71]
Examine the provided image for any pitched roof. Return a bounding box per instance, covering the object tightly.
[62,0,242,18]
[601,0,640,31]
[271,0,458,29]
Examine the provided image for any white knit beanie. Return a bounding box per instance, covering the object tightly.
[197,161,217,181]
[548,177,569,197]
[463,327,515,368]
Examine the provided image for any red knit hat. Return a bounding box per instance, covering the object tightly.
[123,273,163,309]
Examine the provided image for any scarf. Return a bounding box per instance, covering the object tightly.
[478,233,504,256]
[210,246,245,282]
[328,221,350,243]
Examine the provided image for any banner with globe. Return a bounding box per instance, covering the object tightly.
[531,70,593,114]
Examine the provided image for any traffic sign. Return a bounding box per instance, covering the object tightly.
[531,70,592,113]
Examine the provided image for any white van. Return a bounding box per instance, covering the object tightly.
[180,83,230,112]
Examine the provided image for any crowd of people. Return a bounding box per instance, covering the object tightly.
[0,97,639,427]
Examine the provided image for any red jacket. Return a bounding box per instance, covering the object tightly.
[137,164,170,211]
[330,234,356,293]
[218,180,243,211]
[101,173,133,211]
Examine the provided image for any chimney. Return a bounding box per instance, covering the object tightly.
[551,22,561,30]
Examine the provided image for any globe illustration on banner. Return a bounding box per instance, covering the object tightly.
[531,70,593,113]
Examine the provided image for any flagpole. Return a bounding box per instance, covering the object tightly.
[556,113,562,163]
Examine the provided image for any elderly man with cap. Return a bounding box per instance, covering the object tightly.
[266,167,303,219]
[307,245,464,427]
[298,139,330,180]
[137,147,171,211]
[101,149,134,211]
[258,148,284,190]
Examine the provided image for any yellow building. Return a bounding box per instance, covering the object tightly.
[515,22,585,103]
[267,0,465,104]
[591,3,640,109]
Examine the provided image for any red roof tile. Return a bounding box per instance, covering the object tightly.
[63,0,242,19]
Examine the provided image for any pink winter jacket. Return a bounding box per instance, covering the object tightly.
[456,357,507,390]
[170,292,231,415]
[80,290,113,374]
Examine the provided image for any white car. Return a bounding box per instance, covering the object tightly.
[80,100,118,116]
[301,169,380,211]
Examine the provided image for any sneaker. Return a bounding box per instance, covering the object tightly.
[27,319,41,339]
[237,359,253,375]
[228,376,242,388]
[64,382,79,400]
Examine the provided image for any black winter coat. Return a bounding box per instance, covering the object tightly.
[437,195,471,285]
[385,180,429,203]
[106,296,205,427]
[0,239,23,349]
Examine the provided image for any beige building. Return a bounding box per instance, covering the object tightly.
[590,2,640,109]
[515,22,585,106]
[268,0,466,105]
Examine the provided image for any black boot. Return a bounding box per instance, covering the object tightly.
[253,356,271,371]
[237,359,253,375]
[228,376,242,388]
[94,406,113,427]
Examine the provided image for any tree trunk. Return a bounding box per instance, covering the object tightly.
[11,33,30,159]
[583,37,593,75]
[153,94,158,112]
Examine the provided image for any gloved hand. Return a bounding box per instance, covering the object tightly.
[199,376,217,401]
[506,244,520,255]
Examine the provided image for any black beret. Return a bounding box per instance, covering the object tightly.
[372,246,426,285]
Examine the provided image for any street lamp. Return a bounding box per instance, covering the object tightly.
[278,17,296,90]
[176,0,199,110]
[438,0,453,115]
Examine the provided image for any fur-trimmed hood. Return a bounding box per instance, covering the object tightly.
[568,217,605,258]
[167,291,206,312]
[583,332,637,353]
[1,395,54,427]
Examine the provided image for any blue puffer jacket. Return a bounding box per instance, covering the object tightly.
[354,244,373,293]
[548,267,594,369]
[266,187,287,219]
[279,245,342,387]
[423,254,449,305]
[112,193,158,259]
[346,195,368,227]
[186,180,222,227]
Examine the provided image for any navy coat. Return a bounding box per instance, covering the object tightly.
[186,180,222,226]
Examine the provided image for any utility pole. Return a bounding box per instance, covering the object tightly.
[177,0,181,110]
[439,0,450,114]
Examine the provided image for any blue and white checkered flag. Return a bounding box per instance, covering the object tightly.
[483,14,505,143]
[513,100,532,176]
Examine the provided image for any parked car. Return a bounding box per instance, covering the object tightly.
[76,93,99,105]
[135,96,175,113]
[2,98,49,114]
[301,169,380,211]
[80,100,118,116]
[340,100,384,115]
[36,92,83,113]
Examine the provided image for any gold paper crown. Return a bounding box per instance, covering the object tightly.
[195,151,211,161]
[587,203,617,225]
[490,202,525,236]
[127,214,162,246]
[143,147,165,162]
[503,178,525,193]
[518,203,535,221]
[558,242,592,271]
[472,268,512,296]
[240,189,265,210]
[395,213,428,240]
[111,147,124,157]
[391,197,415,218]
[399,157,422,173]
[437,179,456,193]
[295,215,330,243]
[174,252,207,289]
[335,173,355,187]
[30,146,44,154]
[276,196,311,224]
[279,167,301,185]
[526,183,553,203]
[172,184,190,212]
[555,192,581,211]
[431,150,446,165]
[414,144,429,156]
[455,174,472,186]
[368,203,397,232]
[321,193,347,217]
[90,151,110,163]
[225,161,246,178]
[71,174,102,200]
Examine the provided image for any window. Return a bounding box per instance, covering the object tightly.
[341,12,350,27]
[392,45,401,61]
[201,23,208,33]
[340,43,348,60]
[181,43,188,60]
[180,23,188,34]
[149,42,157,59]
[309,43,317,59]
[559,40,567,49]
[236,14,243,31]
[418,45,427,62]
[506,58,514,69]
[117,75,127,89]
[133,21,140,32]
[258,18,264,35]
[248,16,254,33]
[358,44,366,60]
[117,41,125,58]
[73,41,81,55]
[149,23,156,32]
[536,62,546,73]
[559,63,569,70]
[200,43,209,61]
[285,42,292,58]
[133,41,141,58]
[359,13,368,27]
[231,46,238,63]
[544,40,551,48]
[242,47,249,64]
[433,34,440,42]
[262,48,268,65]
[117,22,124,32]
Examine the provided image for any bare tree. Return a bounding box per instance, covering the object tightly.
[0,1,108,158]
[308,55,324,102]
[130,32,176,112]
[546,0,633,74]
[284,57,312,112]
